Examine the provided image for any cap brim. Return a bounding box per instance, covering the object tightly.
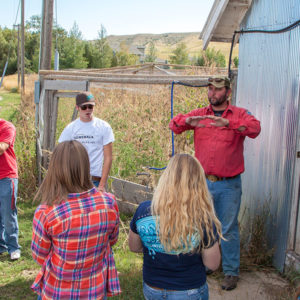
[208,83,228,88]
[79,101,95,106]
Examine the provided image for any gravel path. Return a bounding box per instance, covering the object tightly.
[208,270,291,300]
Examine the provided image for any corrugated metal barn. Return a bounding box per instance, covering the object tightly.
[201,0,300,272]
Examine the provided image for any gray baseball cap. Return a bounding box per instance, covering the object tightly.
[76,92,95,106]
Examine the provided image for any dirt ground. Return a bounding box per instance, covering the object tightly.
[208,270,293,300]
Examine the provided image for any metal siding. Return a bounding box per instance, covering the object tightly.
[237,0,300,271]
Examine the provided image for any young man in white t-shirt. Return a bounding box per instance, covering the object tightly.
[58,92,114,192]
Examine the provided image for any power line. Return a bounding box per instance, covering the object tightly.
[228,19,300,78]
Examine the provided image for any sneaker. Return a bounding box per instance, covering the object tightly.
[10,250,21,260]
[221,275,238,290]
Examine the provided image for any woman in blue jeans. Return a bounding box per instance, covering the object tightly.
[129,154,222,300]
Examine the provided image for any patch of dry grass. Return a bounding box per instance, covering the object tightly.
[1,74,19,92]
[89,76,208,186]
[0,73,38,94]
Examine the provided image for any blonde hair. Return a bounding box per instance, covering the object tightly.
[34,140,93,205]
[151,153,222,253]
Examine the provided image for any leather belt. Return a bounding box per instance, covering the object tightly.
[206,174,238,182]
[91,176,101,182]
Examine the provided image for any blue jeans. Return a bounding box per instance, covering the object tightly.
[206,175,242,276]
[92,180,99,187]
[143,282,208,300]
[0,178,20,254]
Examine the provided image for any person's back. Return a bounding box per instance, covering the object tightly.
[31,141,121,300]
[129,154,222,300]
[130,200,216,293]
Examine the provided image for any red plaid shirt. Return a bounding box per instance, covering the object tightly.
[169,104,261,177]
[31,188,121,299]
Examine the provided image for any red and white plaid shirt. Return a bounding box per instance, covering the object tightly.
[31,188,121,299]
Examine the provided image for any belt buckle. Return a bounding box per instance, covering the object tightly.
[207,175,218,182]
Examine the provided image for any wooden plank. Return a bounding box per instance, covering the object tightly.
[44,79,89,91]
[40,65,229,76]
[36,87,45,184]
[41,90,55,169]
[230,70,238,105]
[41,70,207,79]
[42,75,210,86]
[200,0,229,49]
[154,65,176,75]
[132,64,154,74]
[49,95,59,151]
[111,177,153,205]
[41,65,144,75]
[71,106,78,121]
[54,92,80,98]
[115,199,138,215]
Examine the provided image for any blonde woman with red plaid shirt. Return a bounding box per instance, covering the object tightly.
[31,141,121,300]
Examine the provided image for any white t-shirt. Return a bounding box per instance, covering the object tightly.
[58,117,114,177]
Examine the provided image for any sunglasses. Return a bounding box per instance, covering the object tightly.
[80,104,94,110]
[208,77,225,83]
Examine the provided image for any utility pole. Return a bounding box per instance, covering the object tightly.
[21,0,25,92]
[40,0,54,70]
[37,0,55,182]
[13,24,20,89]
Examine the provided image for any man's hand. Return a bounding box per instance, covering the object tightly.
[186,115,230,128]
[204,115,229,127]
[185,116,206,127]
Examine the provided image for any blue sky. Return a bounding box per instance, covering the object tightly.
[0,0,214,40]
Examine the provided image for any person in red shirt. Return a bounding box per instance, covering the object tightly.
[0,118,21,260]
[169,76,261,291]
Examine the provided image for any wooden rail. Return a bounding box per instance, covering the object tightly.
[39,70,211,85]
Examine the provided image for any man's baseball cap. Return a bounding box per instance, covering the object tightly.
[207,76,231,88]
[76,92,95,106]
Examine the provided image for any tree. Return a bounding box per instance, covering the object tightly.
[0,27,18,75]
[25,18,40,72]
[196,47,226,67]
[145,41,157,62]
[169,43,189,65]
[114,42,138,66]
[93,25,113,68]
[26,15,41,33]
[69,22,82,40]
[59,22,87,69]
[233,56,239,68]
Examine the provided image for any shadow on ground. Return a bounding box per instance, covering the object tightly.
[0,277,36,300]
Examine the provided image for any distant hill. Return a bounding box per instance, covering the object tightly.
[106,32,239,63]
